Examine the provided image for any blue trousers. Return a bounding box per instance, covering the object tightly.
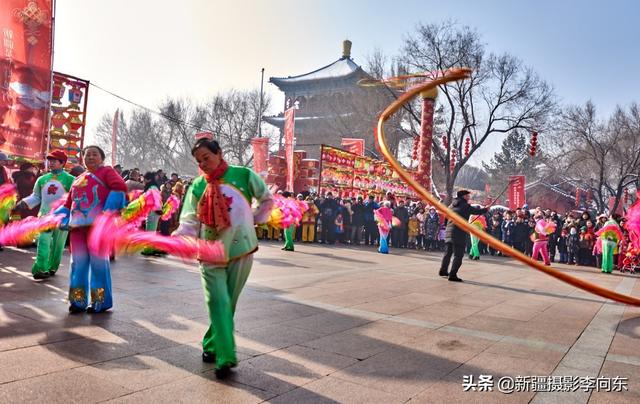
[68,227,113,312]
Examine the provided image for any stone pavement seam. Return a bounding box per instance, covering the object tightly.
[279,294,574,355]
[530,276,637,404]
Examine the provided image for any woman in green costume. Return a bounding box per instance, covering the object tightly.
[174,138,273,378]
[141,171,162,256]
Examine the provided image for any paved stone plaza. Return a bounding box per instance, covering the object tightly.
[1,242,639,403]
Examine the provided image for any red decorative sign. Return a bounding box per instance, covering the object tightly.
[0,0,53,159]
[341,138,365,156]
[508,175,526,210]
[284,107,295,192]
[47,72,89,167]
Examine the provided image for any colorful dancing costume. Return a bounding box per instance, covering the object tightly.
[22,168,75,276]
[175,164,273,369]
[375,206,393,254]
[57,166,127,312]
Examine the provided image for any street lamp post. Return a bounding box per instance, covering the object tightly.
[257,68,265,138]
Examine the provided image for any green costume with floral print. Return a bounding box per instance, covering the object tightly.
[22,169,75,275]
[175,166,273,369]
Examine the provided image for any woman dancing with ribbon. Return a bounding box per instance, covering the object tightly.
[173,137,273,379]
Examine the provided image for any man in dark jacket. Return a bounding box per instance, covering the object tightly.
[363,195,379,245]
[319,192,339,244]
[350,197,365,245]
[439,190,488,282]
[392,200,410,248]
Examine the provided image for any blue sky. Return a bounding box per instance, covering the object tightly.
[54,0,640,163]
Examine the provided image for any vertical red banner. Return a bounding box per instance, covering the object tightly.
[508,175,525,210]
[251,137,269,177]
[284,107,295,192]
[341,138,364,156]
[0,0,53,159]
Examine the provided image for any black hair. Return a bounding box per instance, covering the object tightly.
[143,171,159,191]
[282,191,292,198]
[82,145,106,160]
[191,138,221,156]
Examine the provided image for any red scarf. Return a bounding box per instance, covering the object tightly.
[197,160,231,232]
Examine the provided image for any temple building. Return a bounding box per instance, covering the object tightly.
[264,40,400,159]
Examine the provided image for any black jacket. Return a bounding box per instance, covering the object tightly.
[444,197,488,244]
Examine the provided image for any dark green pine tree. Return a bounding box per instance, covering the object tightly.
[482,130,540,197]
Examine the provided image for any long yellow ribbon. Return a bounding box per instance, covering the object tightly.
[376,67,640,306]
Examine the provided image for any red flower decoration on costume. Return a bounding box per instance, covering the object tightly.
[46,184,58,195]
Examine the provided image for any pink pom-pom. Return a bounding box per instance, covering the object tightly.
[0,215,63,246]
[161,195,181,221]
[89,212,226,264]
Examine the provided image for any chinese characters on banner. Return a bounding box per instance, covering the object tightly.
[48,72,89,167]
[508,175,526,210]
[284,107,295,192]
[341,138,365,156]
[0,0,53,159]
[251,137,269,177]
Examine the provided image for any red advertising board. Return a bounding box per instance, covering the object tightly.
[0,0,53,159]
[341,138,365,156]
[508,175,526,210]
[284,107,295,192]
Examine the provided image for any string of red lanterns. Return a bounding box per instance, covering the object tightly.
[530,132,538,157]
[450,149,456,173]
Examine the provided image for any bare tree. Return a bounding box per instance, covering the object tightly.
[552,102,640,213]
[95,109,165,172]
[202,89,270,166]
[400,21,556,203]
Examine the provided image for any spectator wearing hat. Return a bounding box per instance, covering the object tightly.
[439,189,488,282]
[12,162,39,219]
[17,150,75,279]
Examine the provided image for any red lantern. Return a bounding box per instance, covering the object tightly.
[624,188,629,204]
[450,149,456,173]
[441,135,448,150]
[575,188,581,207]
[464,137,470,157]
[530,132,538,157]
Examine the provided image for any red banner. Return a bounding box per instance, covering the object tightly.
[0,0,53,159]
[284,107,295,192]
[341,138,365,156]
[508,175,525,210]
[251,137,269,177]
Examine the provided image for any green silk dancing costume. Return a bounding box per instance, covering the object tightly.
[175,165,273,369]
[23,169,75,276]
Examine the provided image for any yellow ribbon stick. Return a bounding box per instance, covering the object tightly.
[376,67,640,306]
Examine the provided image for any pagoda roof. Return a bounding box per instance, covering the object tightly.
[270,57,368,88]
[263,113,353,129]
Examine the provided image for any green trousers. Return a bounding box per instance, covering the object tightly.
[283,224,295,251]
[601,241,614,273]
[201,255,253,368]
[470,235,480,259]
[32,229,68,275]
[142,212,160,255]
